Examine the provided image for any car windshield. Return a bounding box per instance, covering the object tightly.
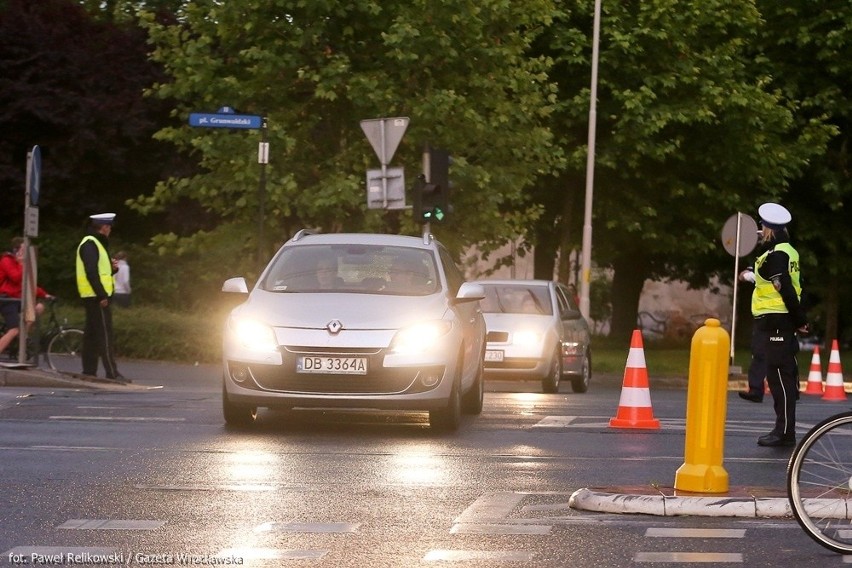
[260,244,440,296]
[479,284,553,315]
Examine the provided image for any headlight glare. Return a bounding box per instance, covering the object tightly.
[391,321,452,355]
[513,330,541,347]
[230,318,278,353]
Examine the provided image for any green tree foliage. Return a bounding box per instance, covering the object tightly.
[754,1,852,345]
[0,0,176,241]
[132,0,561,280]
[535,0,832,339]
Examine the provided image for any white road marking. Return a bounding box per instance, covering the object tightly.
[645,528,746,538]
[455,492,525,523]
[424,550,535,562]
[451,523,551,535]
[253,522,359,533]
[58,519,165,530]
[634,552,742,562]
[49,416,185,422]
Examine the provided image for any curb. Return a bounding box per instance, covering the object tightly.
[568,487,792,518]
[0,366,148,391]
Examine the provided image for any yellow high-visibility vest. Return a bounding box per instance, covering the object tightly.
[76,236,114,298]
[752,242,801,316]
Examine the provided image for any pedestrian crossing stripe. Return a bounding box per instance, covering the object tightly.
[423,550,535,562]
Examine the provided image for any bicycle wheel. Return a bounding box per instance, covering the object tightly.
[46,328,84,374]
[787,410,852,554]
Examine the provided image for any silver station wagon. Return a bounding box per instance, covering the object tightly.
[221,231,486,431]
[471,279,592,393]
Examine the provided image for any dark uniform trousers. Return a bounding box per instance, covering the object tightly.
[82,297,120,379]
[758,317,799,437]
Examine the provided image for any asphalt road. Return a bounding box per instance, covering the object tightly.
[0,360,847,567]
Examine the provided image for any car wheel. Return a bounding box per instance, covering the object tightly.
[461,352,484,415]
[570,350,592,393]
[542,346,561,393]
[430,375,462,432]
[222,382,258,428]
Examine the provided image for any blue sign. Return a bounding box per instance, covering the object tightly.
[27,145,41,206]
[189,112,263,130]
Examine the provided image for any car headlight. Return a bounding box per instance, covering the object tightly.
[390,321,453,355]
[512,330,541,347]
[229,317,278,353]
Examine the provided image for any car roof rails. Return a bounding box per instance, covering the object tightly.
[292,228,319,242]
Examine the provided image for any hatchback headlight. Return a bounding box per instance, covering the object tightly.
[513,330,541,347]
[229,317,278,353]
[391,321,453,355]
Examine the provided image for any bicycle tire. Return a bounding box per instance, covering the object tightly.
[46,328,84,374]
[787,410,852,554]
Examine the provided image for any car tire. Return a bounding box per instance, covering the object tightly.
[461,352,484,415]
[542,346,561,393]
[222,382,258,428]
[430,374,462,432]
[570,350,592,393]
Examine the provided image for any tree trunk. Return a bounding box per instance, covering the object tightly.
[609,253,649,342]
[823,272,839,350]
[533,233,557,280]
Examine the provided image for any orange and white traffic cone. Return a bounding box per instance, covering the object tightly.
[610,330,660,429]
[803,346,824,395]
[822,340,846,401]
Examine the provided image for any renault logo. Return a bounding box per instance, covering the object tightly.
[326,320,343,334]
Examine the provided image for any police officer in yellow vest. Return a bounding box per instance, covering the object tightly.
[76,213,124,382]
[739,203,807,447]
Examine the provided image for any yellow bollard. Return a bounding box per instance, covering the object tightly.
[674,318,730,493]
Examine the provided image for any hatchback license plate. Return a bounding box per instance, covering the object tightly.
[297,356,368,375]
[484,350,504,362]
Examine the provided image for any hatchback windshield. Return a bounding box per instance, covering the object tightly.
[260,244,440,295]
[479,284,553,315]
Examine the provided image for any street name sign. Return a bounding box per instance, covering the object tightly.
[189,112,263,129]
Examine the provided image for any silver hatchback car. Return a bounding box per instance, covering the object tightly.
[221,231,486,430]
[472,279,592,393]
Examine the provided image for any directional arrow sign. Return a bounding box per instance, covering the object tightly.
[360,117,409,166]
[189,112,263,129]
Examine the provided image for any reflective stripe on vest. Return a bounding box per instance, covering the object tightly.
[751,242,801,316]
[76,236,114,298]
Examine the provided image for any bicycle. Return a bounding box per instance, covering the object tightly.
[787,410,852,553]
[0,297,84,373]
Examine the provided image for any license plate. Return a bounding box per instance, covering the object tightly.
[484,350,504,362]
[297,356,368,375]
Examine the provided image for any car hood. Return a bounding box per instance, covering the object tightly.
[232,290,450,330]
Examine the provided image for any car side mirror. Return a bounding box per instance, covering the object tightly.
[222,277,249,294]
[454,282,485,304]
[562,307,582,320]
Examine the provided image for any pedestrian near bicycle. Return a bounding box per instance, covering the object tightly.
[741,203,807,447]
[76,213,124,382]
[0,237,52,356]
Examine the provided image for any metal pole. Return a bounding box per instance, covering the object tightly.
[257,117,268,263]
[579,0,602,320]
[729,212,742,371]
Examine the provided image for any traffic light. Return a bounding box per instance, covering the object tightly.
[412,174,448,222]
[412,147,451,223]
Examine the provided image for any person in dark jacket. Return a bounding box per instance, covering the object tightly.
[76,213,125,382]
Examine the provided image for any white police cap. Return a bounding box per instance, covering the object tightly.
[89,213,116,225]
[758,203,791,229]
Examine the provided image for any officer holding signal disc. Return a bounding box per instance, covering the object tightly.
[739,203,807,447]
